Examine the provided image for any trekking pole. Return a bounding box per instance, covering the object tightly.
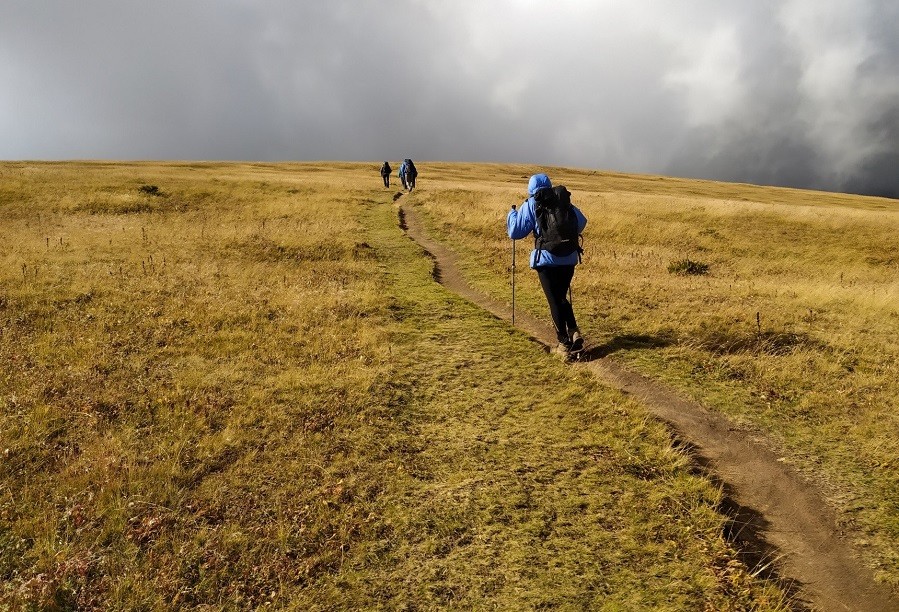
[511,238,516,326]
[511,204,517,326]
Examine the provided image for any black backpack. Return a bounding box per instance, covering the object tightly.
[403,159,417,177]
[534,186,582,258]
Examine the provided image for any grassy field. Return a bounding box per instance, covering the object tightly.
[410,162,899,593]
[0,161,795,609]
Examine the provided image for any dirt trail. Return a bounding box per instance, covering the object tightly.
[398,201,897,612]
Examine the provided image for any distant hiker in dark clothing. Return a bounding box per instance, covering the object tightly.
[380,161,391,187]
[507,173,587,359]
[400,158,418,191]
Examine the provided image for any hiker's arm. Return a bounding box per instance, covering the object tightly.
[507,201,534,240]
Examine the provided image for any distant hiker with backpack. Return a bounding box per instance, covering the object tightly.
[380,161,391,187]
[400,158,418,191]
[507,173,587,359]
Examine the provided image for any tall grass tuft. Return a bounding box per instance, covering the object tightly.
[668,258,710,276]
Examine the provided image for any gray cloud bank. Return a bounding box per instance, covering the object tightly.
[2,0,897,197]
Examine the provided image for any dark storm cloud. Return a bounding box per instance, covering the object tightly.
[666,0,899,197]
[1,0,896,197]
[666,3,825,190]
[842,1,899,198]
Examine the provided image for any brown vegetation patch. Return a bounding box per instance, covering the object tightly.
[230,235,379,264]
[76,190,191,215]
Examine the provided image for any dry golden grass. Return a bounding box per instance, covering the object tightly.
[0,161,792,609]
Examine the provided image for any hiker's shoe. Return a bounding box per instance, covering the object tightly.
[553,342,572,360]
[569,330,584,353]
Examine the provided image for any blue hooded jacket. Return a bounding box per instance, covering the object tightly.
[507,173,587,268]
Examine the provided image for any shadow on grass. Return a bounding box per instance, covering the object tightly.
[580,327,821,362]
[580,333,675,362]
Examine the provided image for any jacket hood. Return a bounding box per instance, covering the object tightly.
[527,173,552,196]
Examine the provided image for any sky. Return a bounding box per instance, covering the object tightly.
[2,0,897,197]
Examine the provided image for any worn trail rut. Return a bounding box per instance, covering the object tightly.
[398,200,896,612]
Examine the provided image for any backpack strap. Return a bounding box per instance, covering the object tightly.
[532,188,555,265]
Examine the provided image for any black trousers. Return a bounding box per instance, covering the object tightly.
[382,174,389,187]
[536,265,578,344]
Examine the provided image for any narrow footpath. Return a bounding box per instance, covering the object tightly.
[397,199,897,612]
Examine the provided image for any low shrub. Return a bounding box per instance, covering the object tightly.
[668,258,710,276]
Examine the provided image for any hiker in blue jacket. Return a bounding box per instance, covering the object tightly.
[398,160,408,190]
[400,158,417,191]
[507,173,587,358]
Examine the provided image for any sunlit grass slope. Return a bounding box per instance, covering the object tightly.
[410,161,899,591]
[0,162,787,609]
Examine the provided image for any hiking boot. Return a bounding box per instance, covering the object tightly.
[553,342,571,360]
[569,330,584,353]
